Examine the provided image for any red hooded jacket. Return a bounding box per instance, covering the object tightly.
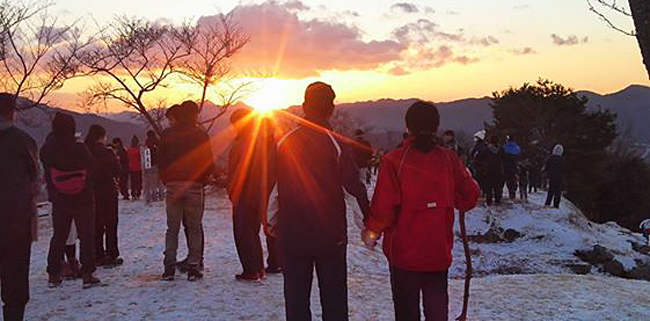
[367,140,480,272]
[127,147,142,172]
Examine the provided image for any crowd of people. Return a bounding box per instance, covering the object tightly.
[467,131,568,209]
[0,81,569,321]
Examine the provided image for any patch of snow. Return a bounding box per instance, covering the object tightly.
[24,186,650,320]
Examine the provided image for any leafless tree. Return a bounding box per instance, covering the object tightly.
[178,13,249,114]
[588,0,650,78]
[78,17,194,134]
[0,0,87,111]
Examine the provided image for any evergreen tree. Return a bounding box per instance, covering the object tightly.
[489,79,617,219]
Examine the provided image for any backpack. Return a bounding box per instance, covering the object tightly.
[50,168,88,195]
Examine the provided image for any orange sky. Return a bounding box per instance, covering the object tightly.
[47,0,648,112]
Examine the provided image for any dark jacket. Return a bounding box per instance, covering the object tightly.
[275,117,370,256]
[544,154,567,182]
[87,142,120,193]
[158,123,215,185]
[145,136,160,167]
[114,146,129,173]
[367,139,480,271]
[478,144,504,181]
[228,129,276,204]
[40,133,94,207]
[0,122,38,224]
[502,141,520,178]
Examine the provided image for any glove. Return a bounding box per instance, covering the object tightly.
[361,229,380,251]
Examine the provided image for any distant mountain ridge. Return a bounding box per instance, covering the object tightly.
[16,103,145,147]
[96,84,650,150]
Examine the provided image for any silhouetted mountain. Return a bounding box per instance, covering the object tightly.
[98,84,650,151]
[579,85,650,143]
[16,102,145,147]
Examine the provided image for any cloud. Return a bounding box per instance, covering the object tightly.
[387,18,492,74]
[551,34,589,46]
[388,66,409,76]
[512,47,537,55]
[391,2,419,14]
[215,1,405,78]
[470,36,500,47]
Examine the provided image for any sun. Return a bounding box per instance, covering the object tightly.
[244,79,299,113]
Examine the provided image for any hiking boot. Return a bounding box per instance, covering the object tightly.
[161,266,175,281]
[82,273,101,289]
[187,266,203,282]
[176,258,189,274]
[235,270,265,282]
[265,266,283,274]
[48,273,63,288]
[103,257,124,268]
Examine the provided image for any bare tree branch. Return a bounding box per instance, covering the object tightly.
[0,0,85,112]
[587,0,636,36]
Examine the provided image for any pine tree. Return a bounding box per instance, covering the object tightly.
[489,79,617,219]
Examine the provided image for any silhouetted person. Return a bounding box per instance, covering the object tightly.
[228,108,280,280]
[529,164,542,193]
[544,144,568,208]
[363,101,480,321]
[274,82,370,321]
[127,136,142,200]
[111,138,130,200]
[502,135,520,200]
[143,130,163,203]
[443,130,463,156]
[479,135,504,206]
[469,130,488,194]
[352,129,373,185]
[158,101,215,281]
[41,112,100,288]
[85,125,123,267]
[0,93,37,321]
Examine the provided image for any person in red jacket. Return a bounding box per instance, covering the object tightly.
[127,136,143,200]
[362,101,480,321]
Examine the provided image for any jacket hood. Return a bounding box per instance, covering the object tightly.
[553,144,564,156]
[503,141,521,155]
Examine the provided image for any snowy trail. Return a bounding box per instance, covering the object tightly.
[26,190,650,320]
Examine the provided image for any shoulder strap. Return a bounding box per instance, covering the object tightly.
[325,131,342,161]
[277,128,299,148]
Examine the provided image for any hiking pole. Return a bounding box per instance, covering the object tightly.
[457,210,472,321]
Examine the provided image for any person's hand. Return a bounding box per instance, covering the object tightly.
[361,229,380,251]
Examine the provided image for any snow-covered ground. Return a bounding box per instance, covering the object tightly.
[25,188,650,320]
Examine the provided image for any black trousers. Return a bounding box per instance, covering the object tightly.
[546,179,563,208]
[390,267,448,321]
[130,171,142,198]
[232,201,263,273]
[0,218,32,321]
[505,175,518,199]
[486,178,503,205]
[47,204,96,276]
[266,235,280,269]
[95,190,119,260]
[118,171,129,199]
[283,246,348,321]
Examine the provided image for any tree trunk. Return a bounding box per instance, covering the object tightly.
[630,0,650,79]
